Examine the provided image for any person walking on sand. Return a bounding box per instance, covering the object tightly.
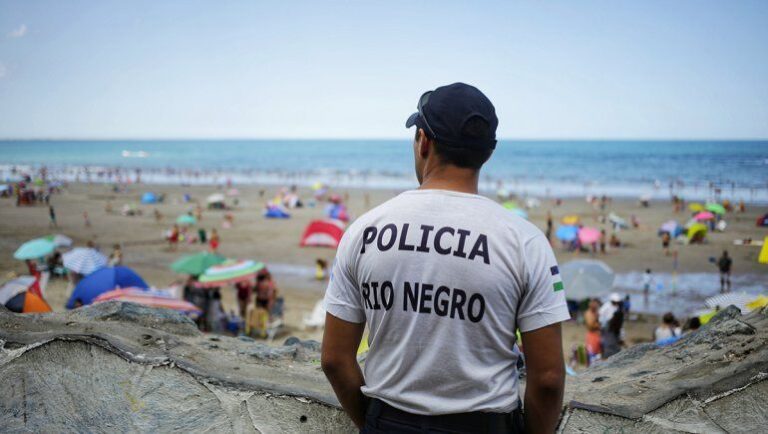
[642,268,653,307]
[717,250,732,293]
[49,205,57,228]
[209,228,220,252]
[322,83,567,433]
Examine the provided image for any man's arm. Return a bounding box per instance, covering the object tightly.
[521,322,566,434]
[321,313,367,429]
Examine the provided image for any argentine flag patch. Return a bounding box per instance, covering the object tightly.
[551,265,564,292]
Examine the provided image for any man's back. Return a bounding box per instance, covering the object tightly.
[325,189,569,415]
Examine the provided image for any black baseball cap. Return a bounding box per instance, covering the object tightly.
[406,82,498,150]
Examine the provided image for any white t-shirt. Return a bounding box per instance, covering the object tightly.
[324,189,570,415]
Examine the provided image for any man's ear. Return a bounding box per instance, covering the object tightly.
[417,129,431,159]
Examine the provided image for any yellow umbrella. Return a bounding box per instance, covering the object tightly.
[746,295,768,311]
[759,237,768,264]
[699,310,717,325]
[687,223,707,241]
[562,215,580,225]
[688,203,704,212]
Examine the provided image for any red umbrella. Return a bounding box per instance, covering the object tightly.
[578,227,602,244]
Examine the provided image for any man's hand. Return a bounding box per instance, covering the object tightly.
[321,313,367,429]
[521,322,566,434]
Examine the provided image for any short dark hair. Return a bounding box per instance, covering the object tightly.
[420,115,494,170]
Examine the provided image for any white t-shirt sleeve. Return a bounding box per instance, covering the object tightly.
[517,234,571,332]
[323,229,366,324]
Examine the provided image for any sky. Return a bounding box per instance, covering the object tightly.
[0,0,767,140]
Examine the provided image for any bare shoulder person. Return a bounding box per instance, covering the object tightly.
[321,83,569,434]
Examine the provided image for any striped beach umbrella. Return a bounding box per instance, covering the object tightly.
[171,252,227,276]
[63,247,108,275]
[195,259,265,288]
[94,288,201,317]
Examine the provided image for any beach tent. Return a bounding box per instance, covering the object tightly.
[0,276,52,313]
[560,260,615,300]
[195,259,265,288]
[658,220,683,238]
[325,204,350,222]
[141,192,158,204]
[62,247,108,275]
[300,219,345,248]
[556,225,578,242]
[759,237,768,264]
[578,227,601,244]
[176,214,197,225]
[757,213,768,227]
[67,266,148,308]
[171,252,227,276]
[94,288,201,317]
[264,205,291,219]
[686,223,707,243]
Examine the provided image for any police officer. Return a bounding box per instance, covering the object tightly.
[322,83,569,433]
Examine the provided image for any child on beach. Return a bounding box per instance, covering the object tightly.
[83,211,91,227]
[108,244,122,267]
[168,224,180,251]
[209,228,220,252]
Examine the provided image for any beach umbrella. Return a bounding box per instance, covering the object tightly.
[141,192,158,204]
[555,225,578,242]
[62,247,108,275]
[608,213,628,229]
[759,237,768,264]
[688,203,704,212]
[658,220,683,238]
[705,203,726,215]
[559,260,615,300]
[694,211,715,221]
[45,234,73,248]
[66,266,148,308]
[561,215,580,225]
[195,259,265,288]
[171,252,227,276]
[705,292,756,313]
[747,295,768,311]
[325,204,350,222]
[578,227,601,244]
[206,193,225,204]
[0,276,37,305]
[510,208,528,219]
[300,219,345,248]
[525,197,541,209]
[13,238,56,260]
[686,223,707,241]
[176,214,197,225]
[94,288,202,317]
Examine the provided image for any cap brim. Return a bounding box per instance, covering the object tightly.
[405,112,420,128]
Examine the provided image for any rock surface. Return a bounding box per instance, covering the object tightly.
[0,302,355,433]
[559,305,768,433]
[2,302,766,433]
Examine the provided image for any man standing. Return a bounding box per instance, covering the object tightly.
[322,83,569,433]
[717,250,732,293]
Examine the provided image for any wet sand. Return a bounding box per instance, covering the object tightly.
[1,182,766,352]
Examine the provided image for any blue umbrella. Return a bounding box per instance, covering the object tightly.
[66,266,148,308]
[556,225,579,242]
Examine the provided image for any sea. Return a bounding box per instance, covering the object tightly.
[1,139,767,203]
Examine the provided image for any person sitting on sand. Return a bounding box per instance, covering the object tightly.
[108,244,122,267]
[654,312,682,344]
[154,208,163,223]
[609,232,622,248]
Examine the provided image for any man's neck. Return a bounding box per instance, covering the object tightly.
[418,165,480,195]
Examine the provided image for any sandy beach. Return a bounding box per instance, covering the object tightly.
[2,182,766,354]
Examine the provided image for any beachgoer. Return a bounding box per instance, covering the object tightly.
[105,201,113,214]
[49,205,57,228]
[168,224,180,251]
[108,244,122,267]
[584,299,602,361]
[654,312,682,343]
[717,250,732,293]
[209,228,220,252]
[235,280,253,319]
[315,258,328,280]
[545,211,553,242]
[154,208,163,223]
[321,83,566,433]
[83,211,91,227]
[600,293,624,358]
[661,232,671,255]
[642,269,653,307]
[609,232,621,248]
[685,317,701,333]
[599,229,606,254]
[198,228,207,244]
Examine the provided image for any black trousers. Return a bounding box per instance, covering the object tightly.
[361,399,524,434]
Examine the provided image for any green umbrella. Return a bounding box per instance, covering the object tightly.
[14,238,56,260]
[176,214,197,225]
[705,203,726,215]
[171,252,227,276]
[502,201,519,210]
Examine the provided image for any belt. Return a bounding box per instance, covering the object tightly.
[366,398,523,433]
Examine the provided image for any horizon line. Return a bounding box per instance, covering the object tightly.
[1,137,767,142]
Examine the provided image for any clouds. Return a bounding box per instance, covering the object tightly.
[8,24,27,39]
